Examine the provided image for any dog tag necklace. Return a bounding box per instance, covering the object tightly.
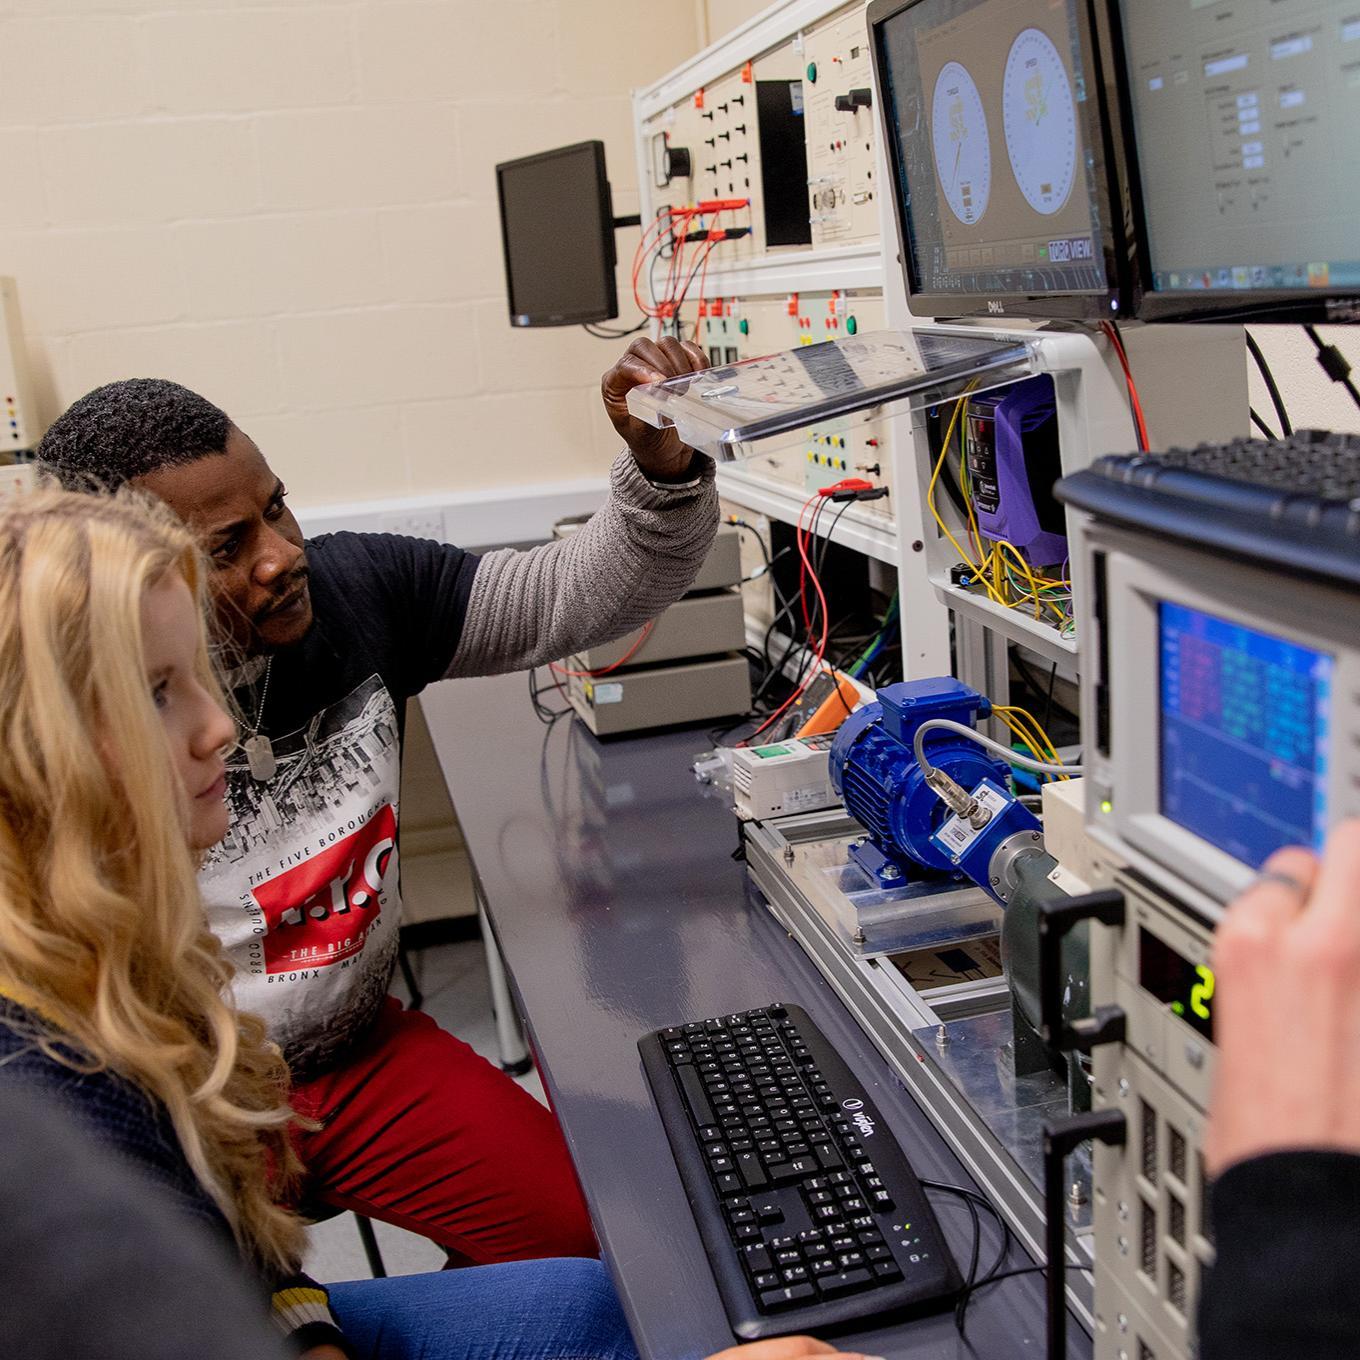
[243,658,277,782]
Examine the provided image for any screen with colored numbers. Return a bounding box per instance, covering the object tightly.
[1159,602,1332,868]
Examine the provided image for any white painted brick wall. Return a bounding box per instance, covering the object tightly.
[0,0,700,511]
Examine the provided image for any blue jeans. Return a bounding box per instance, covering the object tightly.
[327,1257,641,1360]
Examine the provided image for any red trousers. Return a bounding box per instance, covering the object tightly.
[291,998,597,1264]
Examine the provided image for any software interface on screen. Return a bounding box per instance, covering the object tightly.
[1159,602,1332,869]
[1119,0,1360,295]
[877,0,1110,299]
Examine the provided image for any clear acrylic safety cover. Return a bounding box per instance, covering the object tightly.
[626,329,1038,460]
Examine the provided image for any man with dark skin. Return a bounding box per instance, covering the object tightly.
[38,335,717,1266]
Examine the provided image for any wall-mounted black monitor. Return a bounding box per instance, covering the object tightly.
[1110,0,1360,323]
[496,141,619,327]
[868,0,1132,320]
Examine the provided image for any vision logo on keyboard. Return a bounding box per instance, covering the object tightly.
[842,1099,877,1139]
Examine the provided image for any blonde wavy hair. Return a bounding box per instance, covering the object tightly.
[0,486,306,1273]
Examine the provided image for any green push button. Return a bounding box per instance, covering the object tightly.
[754,744,793,759]
[806,61,817,84]
[739,318,749,334]
[846,315,858,335]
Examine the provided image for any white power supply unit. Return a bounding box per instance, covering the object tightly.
[731,733,840,821]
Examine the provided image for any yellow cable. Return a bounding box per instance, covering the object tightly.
[994,704,1067,777]
[991,708,1066,783]
[927,388,1008,606]
[996,540,1070,624]
[993,540,1045,619]
[1001,707,1062,766]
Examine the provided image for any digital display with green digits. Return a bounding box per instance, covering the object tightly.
[1139,927,1215,1041]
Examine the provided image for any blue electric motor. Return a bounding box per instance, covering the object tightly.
[830,677,1012,886]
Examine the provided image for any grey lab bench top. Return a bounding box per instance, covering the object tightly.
[419,673,1088,1360]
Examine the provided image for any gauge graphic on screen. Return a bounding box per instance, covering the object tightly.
[931,61,991,225]
[1003,27,1078,215]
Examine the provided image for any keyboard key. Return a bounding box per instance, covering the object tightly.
[837,1251,866,1269]
[810,1258,838,1277]
[821,1268,875,1298]
[715,1173,743,1196]
[752,1272,780,1290]
[815,1145,844,1170]
[736,1152,768,1190]
[742,1245,773,1274]
[865,1245,893,1262]
[774,1248,801,1267]
[780,1265,809,1284]
[872,1260,903,1281]
[756,1278,816,1311]
[753,1199,784,1224]
[676,1065,715,1126]
[759,1283,816,1312]
[709,1156,735,1174]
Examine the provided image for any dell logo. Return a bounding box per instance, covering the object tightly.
[987,301,1006,315]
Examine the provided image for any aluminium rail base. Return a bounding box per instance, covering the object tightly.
[742,807,1095,1337]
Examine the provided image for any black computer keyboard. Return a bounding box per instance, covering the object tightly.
[1057,429,1360,589]
[639,1003,959,1341]
[1103,427,1360,500]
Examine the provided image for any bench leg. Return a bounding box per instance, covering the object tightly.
[478,895,532,1076]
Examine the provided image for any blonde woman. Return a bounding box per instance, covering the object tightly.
[0,489,879,1360]
[0,489,636,1360]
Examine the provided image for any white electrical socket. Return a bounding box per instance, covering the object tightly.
[378,510,445,541]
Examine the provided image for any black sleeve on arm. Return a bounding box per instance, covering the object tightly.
[1199,1150,1360,1360]
[320,532,480,699]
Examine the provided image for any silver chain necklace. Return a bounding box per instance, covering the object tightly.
[242,657,277,782]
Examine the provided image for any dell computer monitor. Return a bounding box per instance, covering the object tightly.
[868,0,1129,320]
[496,141,619,327]
[1113,0,1360,322]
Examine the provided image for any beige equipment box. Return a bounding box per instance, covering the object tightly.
[554,521,752,736]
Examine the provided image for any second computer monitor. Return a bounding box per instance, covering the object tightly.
[868,0,1128,320]
[1113,0,1360,322]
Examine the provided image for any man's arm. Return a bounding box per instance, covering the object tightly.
[447,337,718,678]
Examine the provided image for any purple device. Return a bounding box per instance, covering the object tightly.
[964,375,1067,568]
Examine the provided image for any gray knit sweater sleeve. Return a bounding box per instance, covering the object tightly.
[446,449,718,678]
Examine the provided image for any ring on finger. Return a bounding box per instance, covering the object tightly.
[1254,868,1309,895]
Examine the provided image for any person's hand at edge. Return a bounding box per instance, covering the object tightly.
[704,1338,886,1360]
[602,336,709,481]
[1206,820,1360,1175]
